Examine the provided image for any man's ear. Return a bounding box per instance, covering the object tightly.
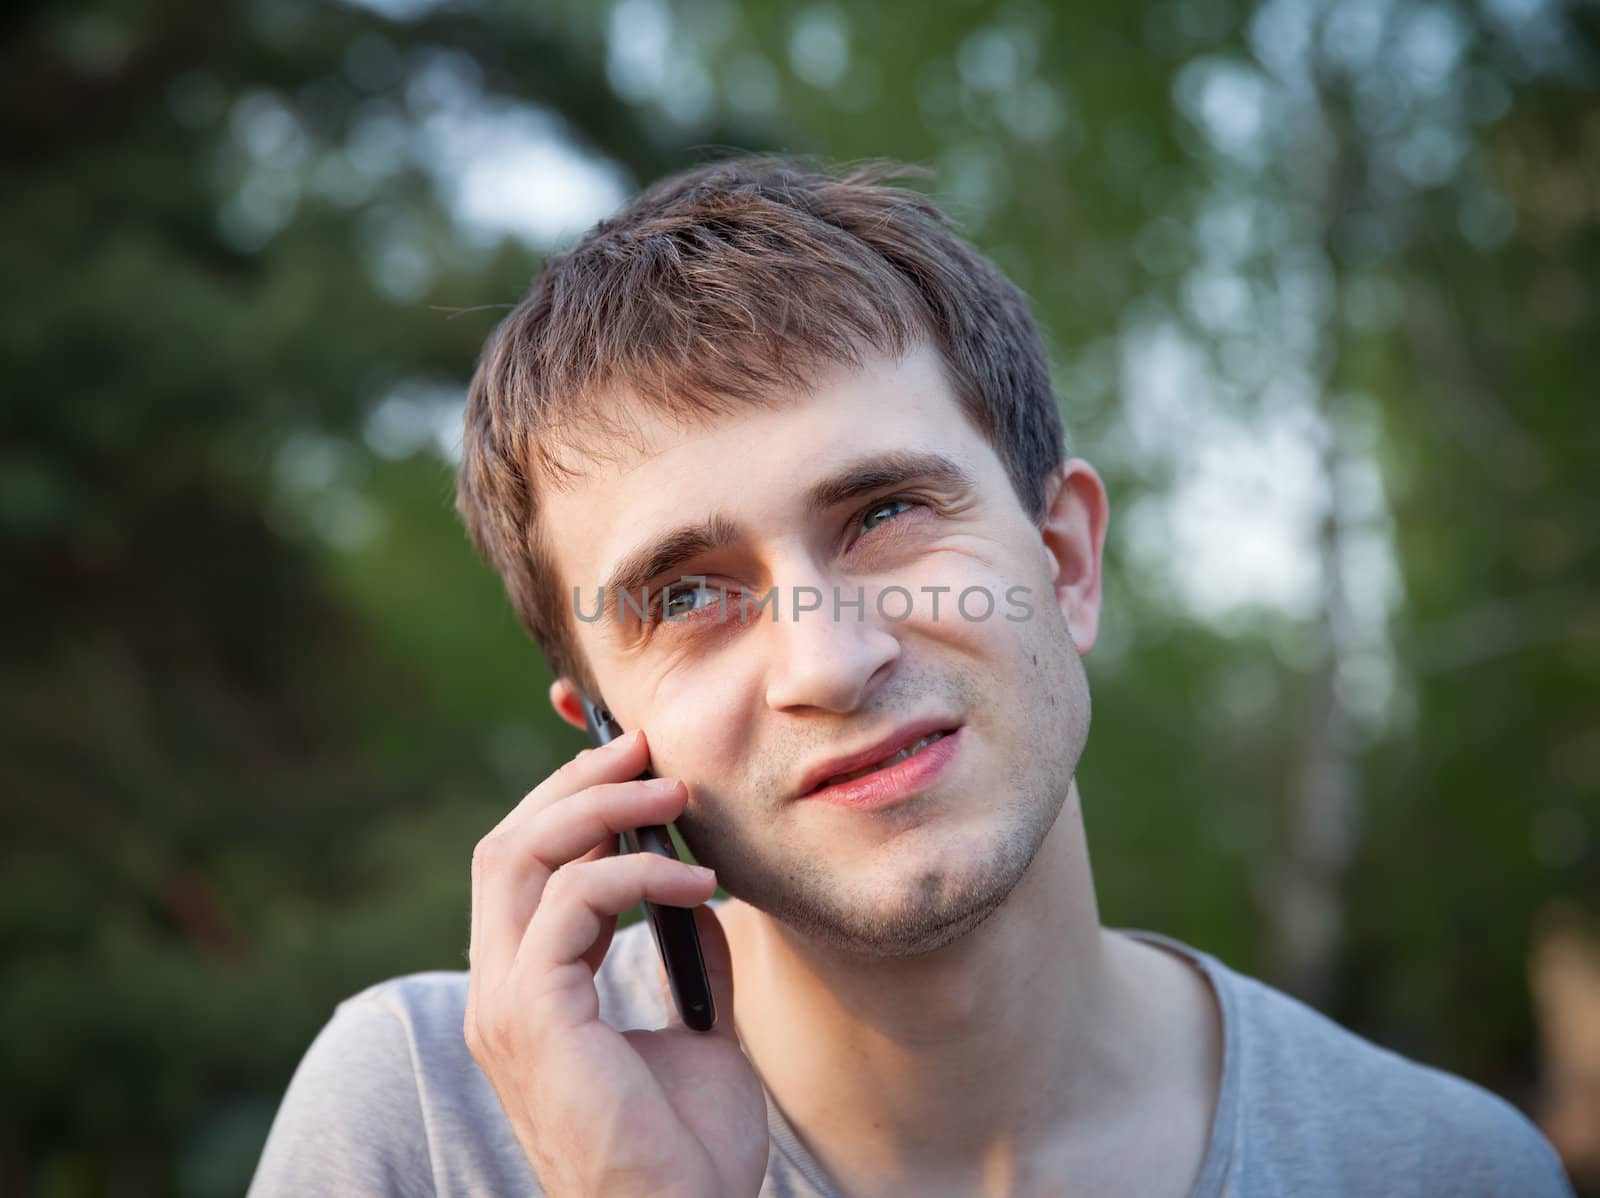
[1038,458,1109,655]
[549,677,589,731]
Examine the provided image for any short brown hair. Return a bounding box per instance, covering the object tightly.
[454,153,1065,697]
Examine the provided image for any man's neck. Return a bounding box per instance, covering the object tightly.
[718,782,1222,1198]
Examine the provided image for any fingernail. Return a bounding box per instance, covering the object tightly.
[644,776,679,793]
[688,864,715,882]
[615,728,641,749]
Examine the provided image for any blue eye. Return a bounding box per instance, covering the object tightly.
[862,498,915,532]
[656,581,721,622]
[641,500,924,636]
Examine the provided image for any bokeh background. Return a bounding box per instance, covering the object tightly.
[5,0,1598,1193]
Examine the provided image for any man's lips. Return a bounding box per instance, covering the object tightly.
[793,718,963,799]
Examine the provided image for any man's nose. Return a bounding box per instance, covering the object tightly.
[761,577,901,715]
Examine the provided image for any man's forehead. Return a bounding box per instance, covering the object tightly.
[599,448,981,593]
[541,343,980,586]
[548,340,955,482]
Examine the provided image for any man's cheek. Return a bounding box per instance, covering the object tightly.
[674,789,747,862]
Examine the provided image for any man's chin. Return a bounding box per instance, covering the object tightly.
[682,810,1041,958]
[728,868,1018,960]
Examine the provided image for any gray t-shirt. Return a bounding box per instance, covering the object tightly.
[247,915,1572,1197]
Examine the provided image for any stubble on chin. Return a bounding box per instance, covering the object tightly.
[679,798,1053,960]
[676,615,1088,959]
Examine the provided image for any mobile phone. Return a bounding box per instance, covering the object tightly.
[580,695,717,1032]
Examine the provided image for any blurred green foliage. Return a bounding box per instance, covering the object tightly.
[2,0,1596,1193]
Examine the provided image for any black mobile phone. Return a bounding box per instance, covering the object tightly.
[580,695,716,1032]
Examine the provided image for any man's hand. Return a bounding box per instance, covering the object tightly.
[465,729,769,1198]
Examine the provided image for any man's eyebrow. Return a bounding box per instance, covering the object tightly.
[800,450,977,515]
[601,513,748,604]
[597,450,977,602]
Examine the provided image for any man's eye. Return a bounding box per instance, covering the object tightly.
[656,582,722,622]
[861,498,917,533]
[641,501,922,633]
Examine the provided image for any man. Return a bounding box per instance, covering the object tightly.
[249,155,1572,1196]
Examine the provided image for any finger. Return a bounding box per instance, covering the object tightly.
[469,730,653,982]
[524,777,686,870]
[477,778,688,974]
[513,854,719,1009]
[492,729,652,837]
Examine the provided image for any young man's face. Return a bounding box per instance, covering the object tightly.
[543,340,1106,957]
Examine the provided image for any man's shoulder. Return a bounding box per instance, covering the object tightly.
[350,916,665,1029]
[248,921,666,1197]
[338,968,471,1036]
[335,916,666,1065]
[1208,953,1571,1194]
